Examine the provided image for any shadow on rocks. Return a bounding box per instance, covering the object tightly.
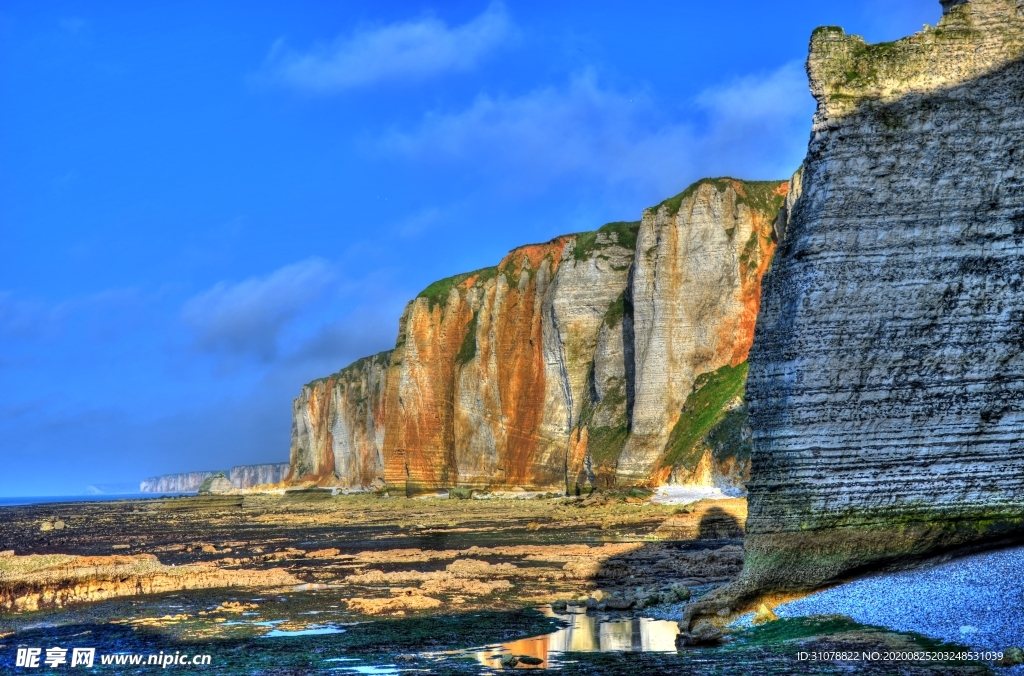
[574,500,747,614]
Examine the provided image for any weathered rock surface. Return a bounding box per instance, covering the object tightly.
[289,180,787,494]
[740,0,1024,597]
[382,227,636,493]
[229,462,290,488]
[0,551,299,612]
[288,351,390,488]
[617,180,782,484]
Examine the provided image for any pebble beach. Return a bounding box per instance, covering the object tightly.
[772,545,1024,669]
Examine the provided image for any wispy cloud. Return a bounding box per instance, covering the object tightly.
[260,2,514,93]
[379,62,812,195]
[690,62,813,178]
[0,288,144,340]
[181,258,335,361]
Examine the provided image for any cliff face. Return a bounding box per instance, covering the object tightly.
[140,464,292,492]
[288,351,390,489]
[290,179,787,494]
[140,471,219,493]
[615,180,782,484]
[742,0,1024,595]
[382,225,637,493]
[229,463,290,488]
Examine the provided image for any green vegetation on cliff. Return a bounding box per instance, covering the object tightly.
[603,291,627,329]
[456,312,479,366]
[649,178,787,221]
[417,267,498,309]
[660,361,748,471]
[304,350,393,390]
[572,220,640,261]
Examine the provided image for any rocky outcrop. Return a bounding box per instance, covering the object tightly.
[288,179,787,494]
[228,463,290,488]
[0,551,299,612]
[288,351,390,489]
[738,0,1024,598]
[140,471,221,493]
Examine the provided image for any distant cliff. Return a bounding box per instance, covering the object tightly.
[141,463,291,493]
[288,178,787,494]
[140,471,219,493]
[229,463,290,488]
[724,0,1024,606]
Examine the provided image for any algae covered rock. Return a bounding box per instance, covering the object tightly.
[677,620,725,646]
[197,473,233,494]
[997,647,1024,666]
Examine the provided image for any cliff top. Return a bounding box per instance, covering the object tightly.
[414,178,793,312]
[809,0,1024,116]
[415,219,641,309]
[303,349,393,389]
[647,177,790,220]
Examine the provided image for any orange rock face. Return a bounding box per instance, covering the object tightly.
[616,179,785,483]
[288,178,788,493]
[288,351,390,489]
[383,237,587,493]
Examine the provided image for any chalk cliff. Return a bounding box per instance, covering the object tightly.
[615,180,782,484]
[735,0,1024,599]
[229,463,290,488]
[140,471,220,493]
[383,224,636,493]
[289,179,787,493]
[141,463,292,493]
[288,352,390,489]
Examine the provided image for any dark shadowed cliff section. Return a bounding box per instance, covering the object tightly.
[731,0,1024,605]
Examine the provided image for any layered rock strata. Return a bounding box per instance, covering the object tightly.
[289,179,786,494]
[739,0,1024,598]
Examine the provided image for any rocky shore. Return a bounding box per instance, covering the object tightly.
[0,492,997,674]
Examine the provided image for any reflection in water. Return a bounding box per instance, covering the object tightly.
[476,607,679,669]
[263,624,346,638]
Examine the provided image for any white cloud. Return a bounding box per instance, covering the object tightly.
[379,62,813,195]
[182,258,335,361]
[262,2,513,93]
[696,63,811,124]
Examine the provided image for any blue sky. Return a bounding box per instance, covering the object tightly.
[0,0,939,495]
